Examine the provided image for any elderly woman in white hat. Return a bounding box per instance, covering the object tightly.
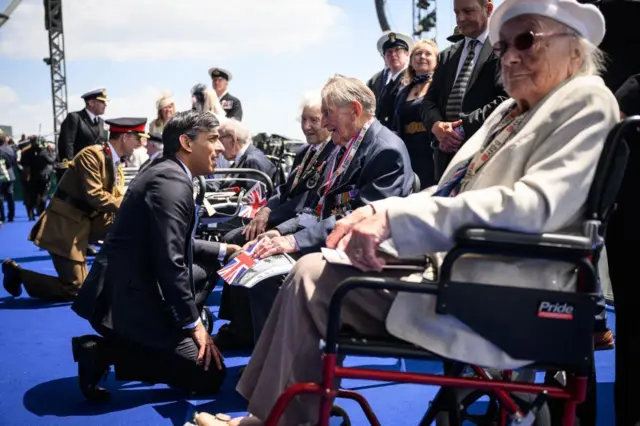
[196,1,618,425]
[148,91,175,135]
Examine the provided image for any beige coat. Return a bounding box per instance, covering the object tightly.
[372,75,619,369]
[29,144,124,262]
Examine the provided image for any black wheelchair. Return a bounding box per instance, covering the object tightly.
[262,117,637,426]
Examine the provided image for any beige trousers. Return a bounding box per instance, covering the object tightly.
[236,253,412,426]
[20,253,87,301]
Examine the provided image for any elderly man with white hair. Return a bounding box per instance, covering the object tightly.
[193,0,619,425]
[212,118,275,192]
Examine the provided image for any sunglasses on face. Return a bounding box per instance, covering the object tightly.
[493,31,574,58]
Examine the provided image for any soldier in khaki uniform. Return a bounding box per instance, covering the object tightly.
[2,118,149,301]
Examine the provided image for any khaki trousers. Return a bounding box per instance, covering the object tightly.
[236,253,410,426]
[20,253,87,301]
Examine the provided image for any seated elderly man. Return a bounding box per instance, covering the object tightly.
[213,76,415,350]
[223,90,334,245]
[198,1,618,425]
[207,119,276,192]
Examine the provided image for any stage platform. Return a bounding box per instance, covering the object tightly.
[0,206,616,425]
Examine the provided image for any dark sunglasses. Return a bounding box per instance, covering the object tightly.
[493,31,574,58]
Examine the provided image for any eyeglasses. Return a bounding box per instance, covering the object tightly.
[493,31,574,58]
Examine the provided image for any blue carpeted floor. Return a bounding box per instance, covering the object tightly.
[0,205,617,425]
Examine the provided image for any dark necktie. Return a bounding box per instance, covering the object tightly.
[445,39,479,121]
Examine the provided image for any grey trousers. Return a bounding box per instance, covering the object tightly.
[236,253,405,425]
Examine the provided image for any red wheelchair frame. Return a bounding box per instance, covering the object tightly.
[260,117,638,426]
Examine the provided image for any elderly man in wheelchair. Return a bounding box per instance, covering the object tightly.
[190,1,629,425]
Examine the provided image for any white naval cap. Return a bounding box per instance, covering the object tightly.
[489,0,606,46]
[376,31,414,56]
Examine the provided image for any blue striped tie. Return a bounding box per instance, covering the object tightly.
[433,158,471,197]
[445,39,478,122]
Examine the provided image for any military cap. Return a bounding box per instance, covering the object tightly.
[81,88,109,102]
[208,67,232,81]
[148,132,163,144]
[105,117,150,138]
[447,26,465,43]
[376,31,414,56]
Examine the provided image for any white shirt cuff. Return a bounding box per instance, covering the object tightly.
[217,243,227,261]
[183,317,201,330]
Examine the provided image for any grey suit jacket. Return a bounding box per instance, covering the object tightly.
[373,75,619,369]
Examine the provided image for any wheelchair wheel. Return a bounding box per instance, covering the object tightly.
[434,389,551,426]
[201,307,214,335]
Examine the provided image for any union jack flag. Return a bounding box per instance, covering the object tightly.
[239,182,267,218]
[217,242,260,285]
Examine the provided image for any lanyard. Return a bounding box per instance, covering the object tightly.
[315,118,373,217]
[459,105,526,191]
[290,140,329,191]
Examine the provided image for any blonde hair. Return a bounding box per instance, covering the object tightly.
[402,39,439,85]
[155,90,175,123]
[321,75,376,115]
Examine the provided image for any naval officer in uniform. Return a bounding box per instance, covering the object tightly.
[56,88,109,181]
[366,31,413,128]
[2,118,148,301]
[209,67,243,121]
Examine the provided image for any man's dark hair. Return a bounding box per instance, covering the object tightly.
[0,135,6,145]
[162,110,220,157]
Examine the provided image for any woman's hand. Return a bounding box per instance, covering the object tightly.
[344,211,391,272]
[326,205,376,249]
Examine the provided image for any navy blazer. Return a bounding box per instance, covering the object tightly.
[57,109,107,162]
[72,157,221,349]
[266,141,335,227]
[289,120,414,253]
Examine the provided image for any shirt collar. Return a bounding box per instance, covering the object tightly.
[107,142,120,168]
[465,28,489,47]
[85,108,97,121]
[234,143,250,164]
[219,91,228,100]
[387,66,407,83]
[177,158,193,181]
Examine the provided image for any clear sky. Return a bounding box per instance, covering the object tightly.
[0,0,501,141]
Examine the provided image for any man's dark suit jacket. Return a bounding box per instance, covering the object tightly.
[210,145,277,194]
[57,109,107,162]
[221,92,243,121]
[282,119,414,253]
[72,157,222,349]
[421,38,507,176]
[368,69,405,129]
[265,140,335,227]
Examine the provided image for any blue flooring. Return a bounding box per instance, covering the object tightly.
[0,206,616,425]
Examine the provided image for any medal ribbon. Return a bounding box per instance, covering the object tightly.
[459,106,527,192]
[290,139,329,191]
[315,118,373,217]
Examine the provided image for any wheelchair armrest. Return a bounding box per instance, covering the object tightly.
[456,227,594,251]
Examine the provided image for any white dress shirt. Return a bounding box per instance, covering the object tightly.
[176,157,227,330]
[455,28,489,81]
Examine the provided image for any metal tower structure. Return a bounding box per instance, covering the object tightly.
[374,0,437,38]
[412,0,437,39]
[43,0,68,142]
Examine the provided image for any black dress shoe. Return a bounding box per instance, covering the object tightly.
[2,260,22,297]
[71,335,111,401]
[213,323,253,351]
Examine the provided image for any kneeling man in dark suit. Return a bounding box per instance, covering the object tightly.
[70,110,234,400]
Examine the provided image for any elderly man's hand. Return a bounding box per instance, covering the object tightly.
[326,205,376,249]
[251,235,298,259]
[344,211,391,272]
[242,207,271,241]
[432,120,463,153]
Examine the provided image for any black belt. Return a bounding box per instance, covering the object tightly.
[54,189,95,216]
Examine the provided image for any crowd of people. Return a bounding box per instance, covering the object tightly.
[1,0,640,424]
